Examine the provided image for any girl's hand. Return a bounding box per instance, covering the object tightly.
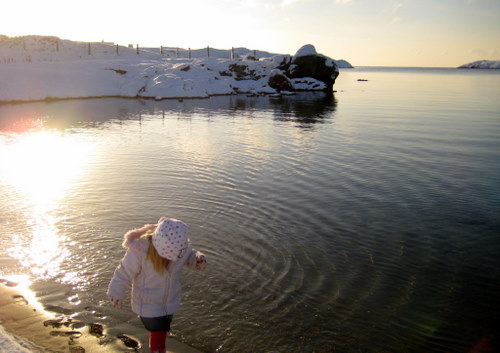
[109,296,122,308]
[195,254,207,271]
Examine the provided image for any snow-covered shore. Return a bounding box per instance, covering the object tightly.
[0,35,352,103]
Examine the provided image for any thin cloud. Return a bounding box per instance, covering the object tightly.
[393,2,403,12]
[390,17,402,24]
[469,48,487,57]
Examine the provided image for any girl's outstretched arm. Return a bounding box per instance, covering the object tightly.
[185,248,207,271]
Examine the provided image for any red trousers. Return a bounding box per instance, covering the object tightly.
[149,331,167,353]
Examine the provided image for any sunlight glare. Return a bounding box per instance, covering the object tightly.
[9,213,70,280]
[0,131,95,209]
[0,130,96,282]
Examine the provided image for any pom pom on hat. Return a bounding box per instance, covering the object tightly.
[152,217,189,261]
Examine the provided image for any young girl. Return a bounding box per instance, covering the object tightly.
[107,217,207,353]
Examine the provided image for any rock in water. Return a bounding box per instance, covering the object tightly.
[287,44,339,92]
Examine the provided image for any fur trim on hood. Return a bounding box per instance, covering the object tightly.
[122,224,157,251]
[122,229,142,249]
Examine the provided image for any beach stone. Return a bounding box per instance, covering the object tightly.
[44,318,64,328]
[88,323,104,337]
[117,333,141,349]
[63,331,82,338]
[50,330,82,337]
[12,294,28,305]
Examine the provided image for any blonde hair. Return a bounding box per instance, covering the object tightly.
[143,231,170,274]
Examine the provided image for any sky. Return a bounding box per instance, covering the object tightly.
[2,0,499,67]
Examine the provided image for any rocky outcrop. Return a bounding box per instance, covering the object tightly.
[266,45,341,92]
[263,45,342,93]
[273,45,340,92]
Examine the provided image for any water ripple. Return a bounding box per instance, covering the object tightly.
[2,77,500,353]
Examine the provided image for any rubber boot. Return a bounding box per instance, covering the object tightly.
[149,331,167,353]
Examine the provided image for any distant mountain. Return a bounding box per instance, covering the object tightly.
[334,59,354,68]
[458,60,500,69]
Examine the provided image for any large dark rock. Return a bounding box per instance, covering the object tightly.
[268,69,294,91]
[286,45,339,92]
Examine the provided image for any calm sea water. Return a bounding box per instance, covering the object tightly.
[0,67,499,353]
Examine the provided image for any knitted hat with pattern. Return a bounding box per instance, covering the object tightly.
[152,217,188,261]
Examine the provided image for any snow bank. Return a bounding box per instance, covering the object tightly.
[458,60,500,69]
[0,35,351,102]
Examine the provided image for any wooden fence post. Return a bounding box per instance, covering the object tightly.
[88,42,91,55]
[136,44,139,55]
[188,48,191,59]
[161,45,163,55]
[207,46,210,57]
[116,44,119,55]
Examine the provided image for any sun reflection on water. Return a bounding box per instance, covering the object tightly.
[0,130,96,283]
[9,213,70,279]
[0,131,95,208]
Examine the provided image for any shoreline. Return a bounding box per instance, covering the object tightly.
[0,95,205,107]
[0,90,332,108]
[0,282,204,353]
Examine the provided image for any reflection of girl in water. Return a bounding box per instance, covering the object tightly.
[107,217,207,353]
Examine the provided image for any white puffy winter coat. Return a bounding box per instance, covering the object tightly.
[107,231,202,317]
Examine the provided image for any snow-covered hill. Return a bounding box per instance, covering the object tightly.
[458,60,500,69]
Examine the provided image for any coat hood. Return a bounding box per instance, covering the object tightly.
[122,228,148,252]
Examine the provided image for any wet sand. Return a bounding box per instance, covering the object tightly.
[0,281,204,353]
